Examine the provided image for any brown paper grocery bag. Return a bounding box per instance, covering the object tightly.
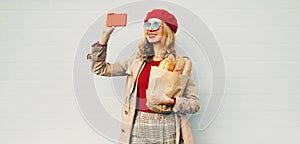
[147,66,188,113]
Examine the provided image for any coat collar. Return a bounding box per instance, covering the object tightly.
[126,59,145,78]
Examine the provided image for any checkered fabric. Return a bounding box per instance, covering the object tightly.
[130,111,176,144]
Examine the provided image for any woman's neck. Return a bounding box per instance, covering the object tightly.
[152,42,164,61]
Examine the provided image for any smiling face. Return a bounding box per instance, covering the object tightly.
[138,17,176,62]
[144,18,163,44]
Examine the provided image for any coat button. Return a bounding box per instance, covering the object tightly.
[124,111,128,115]
[121,129,125,133]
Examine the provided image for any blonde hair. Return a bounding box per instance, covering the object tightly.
[138,22,176,62]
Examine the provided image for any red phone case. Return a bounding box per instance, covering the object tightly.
[106,13,127,27]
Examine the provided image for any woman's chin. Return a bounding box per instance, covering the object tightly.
[147,37,161,44]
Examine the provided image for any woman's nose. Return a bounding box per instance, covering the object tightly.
[147,24,154,31]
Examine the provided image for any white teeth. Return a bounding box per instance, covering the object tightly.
[148,34,157,37]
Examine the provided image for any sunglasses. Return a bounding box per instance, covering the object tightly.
[143,21,161,31]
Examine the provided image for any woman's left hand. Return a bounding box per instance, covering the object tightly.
[146,89,174,105]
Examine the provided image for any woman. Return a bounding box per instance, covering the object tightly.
[88,9,199,144]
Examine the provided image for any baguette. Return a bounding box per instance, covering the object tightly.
[167,54,176,64]
[158,59,168,69]
[182,59,192,76]
[173,56,185,74]
[158,54,175,71]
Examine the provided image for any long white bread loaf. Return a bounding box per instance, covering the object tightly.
[182,59,192,76]
[173,56,185,74]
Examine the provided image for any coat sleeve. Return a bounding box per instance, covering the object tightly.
[88,42,134,76]
[172,76,200,114]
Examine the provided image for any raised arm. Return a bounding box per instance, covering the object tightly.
[87,26,131,76]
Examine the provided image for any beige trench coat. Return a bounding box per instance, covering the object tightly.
[89,43,200,144]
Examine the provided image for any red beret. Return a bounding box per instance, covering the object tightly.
[144,9,178,33]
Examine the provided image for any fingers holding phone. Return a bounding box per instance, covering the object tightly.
[104,13,127,36]
[102,26,115,37]
[99,26,115,45]
[99,13,127,45]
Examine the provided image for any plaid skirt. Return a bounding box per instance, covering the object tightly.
[130,111,176,144]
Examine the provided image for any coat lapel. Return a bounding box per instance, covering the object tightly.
[131,60,144,79]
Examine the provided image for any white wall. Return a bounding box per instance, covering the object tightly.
[0,0,300,143]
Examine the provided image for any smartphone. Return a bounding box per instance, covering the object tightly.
[106,13,127,27]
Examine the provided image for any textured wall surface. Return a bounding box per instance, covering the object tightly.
[1,0,300,143]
